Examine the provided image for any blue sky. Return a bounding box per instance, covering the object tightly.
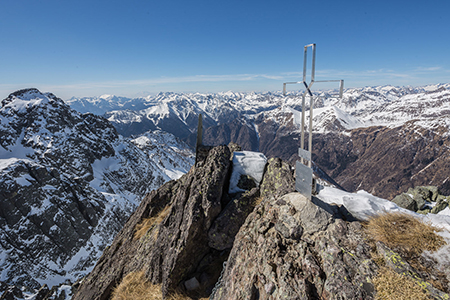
[0,0,449,99]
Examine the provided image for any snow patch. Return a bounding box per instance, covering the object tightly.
[229,151,267,194]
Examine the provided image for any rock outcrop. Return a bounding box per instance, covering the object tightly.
[72,145,449,300]
[210,193,379,300]
[72,145,234,299]
[72,146,294,300]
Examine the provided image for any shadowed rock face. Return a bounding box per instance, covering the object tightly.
[72,145,234,300]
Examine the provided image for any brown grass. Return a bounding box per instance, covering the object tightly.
[111,270,160,300]
[134,205,171,240]
[253,196,264,206]
[373,267,432,300]
[110,270,209,300]
[365,212,446,258]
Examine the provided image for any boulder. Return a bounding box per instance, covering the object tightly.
[392,193,417,211]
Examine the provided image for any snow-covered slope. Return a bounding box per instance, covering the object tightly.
[0,89,194,289]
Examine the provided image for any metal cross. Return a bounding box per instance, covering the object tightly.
[283,43,344,199]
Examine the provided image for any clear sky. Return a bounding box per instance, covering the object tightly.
[0,0,449,99]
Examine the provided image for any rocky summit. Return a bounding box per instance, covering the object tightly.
[72,144,449,300]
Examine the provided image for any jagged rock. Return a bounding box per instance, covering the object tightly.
[392,193,418,211]
[237,174,257,190]
[431,197,449,214]
[227,142,242,153]
[72,145,232,300]
[260,157,295,200]
[393,186,448,214]
[407,186,438,202]
[413,194,427,211]
[211,193,378,300]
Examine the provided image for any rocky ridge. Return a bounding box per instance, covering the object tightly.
[0,89,194,290]
[72,145,449,300]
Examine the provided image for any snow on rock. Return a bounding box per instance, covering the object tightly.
[317,186,450,233]
[229,151,267,194]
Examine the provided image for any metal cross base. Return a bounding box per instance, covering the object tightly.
[283,43,343,200]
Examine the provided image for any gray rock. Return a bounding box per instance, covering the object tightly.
[208,188,259,250]
[184,277,200,291]
[212,193,378,300]
[392,193,417,211]
[413,193,427,211]
[431,197,449,214]
[237,174,257,191]
[260,157,295,201]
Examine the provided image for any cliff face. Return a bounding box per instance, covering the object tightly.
[72,145,236,299]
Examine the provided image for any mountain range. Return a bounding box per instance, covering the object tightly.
[0,89,194,289]
[66,83,450,198]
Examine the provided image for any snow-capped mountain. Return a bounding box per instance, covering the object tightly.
[0,89,194,289]
[66,84,450,200]
[66,84,450,143]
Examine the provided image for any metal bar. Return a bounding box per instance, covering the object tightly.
[300,94,306,164]
[195,113,203,164]
[303,82,313,97]
[308,94,313,168]
[314,80,342,83]
[196,114,203,150]
[303,46,308,83]
[311,44,316,82]
[339,80,344,98]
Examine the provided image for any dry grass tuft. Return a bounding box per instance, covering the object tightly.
[111,270,160,300]
[111,270,209,300]
[134,205,171,240]
[366,212,446,258]
[253,196,264,206]
[373,267,431,300]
